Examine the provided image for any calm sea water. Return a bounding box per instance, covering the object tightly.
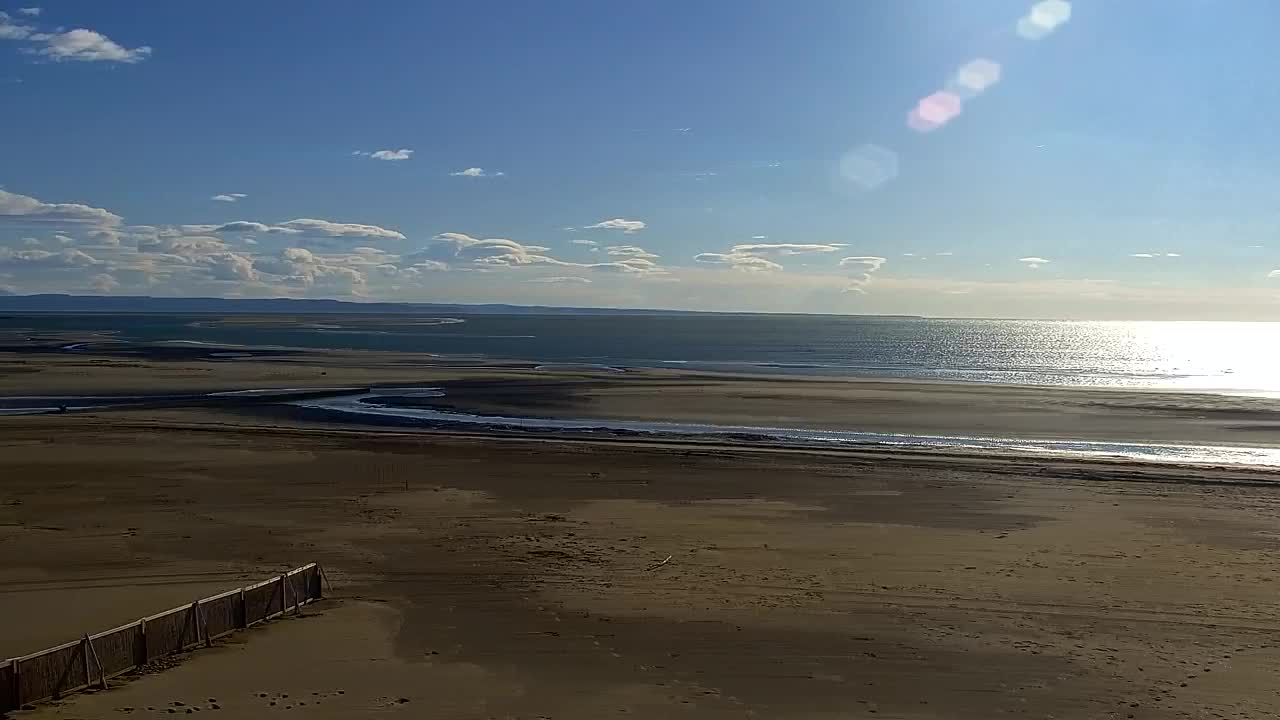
[5,314,1280,396]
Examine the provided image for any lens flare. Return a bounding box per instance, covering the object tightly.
[908,91,963,133]
[955,58,1002,95]
[1017,0,1071,39]
[839,144,899,190]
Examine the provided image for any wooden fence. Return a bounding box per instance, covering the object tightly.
[0,563,323,713]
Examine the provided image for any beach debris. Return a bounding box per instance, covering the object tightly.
[645,554,674,572]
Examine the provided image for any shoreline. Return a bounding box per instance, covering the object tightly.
[285,393,1280,469]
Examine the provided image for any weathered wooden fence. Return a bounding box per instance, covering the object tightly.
[0,563,322,713]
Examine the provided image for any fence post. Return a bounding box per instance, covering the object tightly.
[137,620,147,668]
[200,600,211,648]
[278,575,286,617]
[81,638,91,688]
[237,588,247,629]
[84,635,107,690]
[11,657,20,709]
[188,602,201,650]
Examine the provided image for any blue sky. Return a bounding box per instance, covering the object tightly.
[3,0,1280,318]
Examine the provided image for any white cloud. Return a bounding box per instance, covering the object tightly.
[159,224,218,237]
[276,218,405,241]
[585,218,646,233]
[728,243,843,256]
[38,28,151,63]
[201,252,257,282]
[0,11,32,39]
[354,149,414,161]
[252,247,366,294]
[89,272,119,293]
[212,193,247,203]
[528,276,592,284]
[416,232,666,276]
[691,242,846,275]
[1130,253,1155,258]
[839,256,887,270]
[589,258,662,274]
[0,189,122,226]
[838,256,888,293]
[571,239,597,246]
[141,236,230,257]
[413,233,557,268]
[0,247,100,267]
[1019,256,1050,269]
[86,228,122,246]
[450,167,504,178]
[751,235,768,240]
[694,253,783,273]
[1268,270,1280,279]
[211,221,301,235]
[18,8,41,16]
[606,245,659,260]
[936,251,954,256]
[1165,252,1181,258]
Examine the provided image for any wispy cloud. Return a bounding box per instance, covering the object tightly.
[450,167,504,178]
[570,239,597,247]
[211,193,247,203]
[606,245,659,260]
[694,252,782,273]
[276,219,406,241]
[1130,252,1181,258]
[728,243,843,256]
[1019,256,1050,269]
[0,247,101,268]
[585,218,646,233]
[214,221,293,234]
[528,276,592,284]
[691,242,852,276]
[413,232,665,276]
[0,11,34,39]
[353,149,414,161]
[17,7,40,16]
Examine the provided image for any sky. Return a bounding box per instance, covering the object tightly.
[3,0,1280,319]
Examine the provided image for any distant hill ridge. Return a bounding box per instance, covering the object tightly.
[0,294,923,319]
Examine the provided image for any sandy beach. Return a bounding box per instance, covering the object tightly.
[1,377,1280,717]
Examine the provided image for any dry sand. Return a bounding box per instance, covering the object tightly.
[4,408,1280,719]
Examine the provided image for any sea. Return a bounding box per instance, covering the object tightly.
[4,313,1279,397]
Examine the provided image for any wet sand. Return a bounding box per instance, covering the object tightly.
[4,409,1280,718]
[5,349,1280,448]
